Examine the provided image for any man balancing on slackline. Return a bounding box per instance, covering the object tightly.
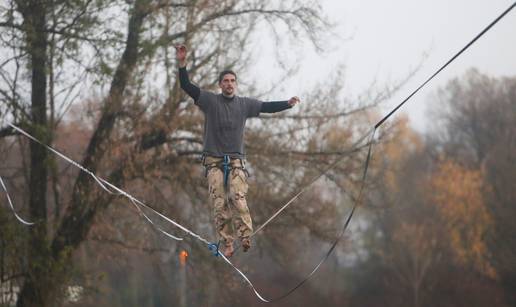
[175,45,300,258]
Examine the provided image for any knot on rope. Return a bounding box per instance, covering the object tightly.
[208,242,220,257]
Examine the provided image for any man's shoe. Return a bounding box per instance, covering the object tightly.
[223,242,234,258]
[241,237,251,252]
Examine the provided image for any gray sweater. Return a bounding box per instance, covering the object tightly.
[179,67,291,158]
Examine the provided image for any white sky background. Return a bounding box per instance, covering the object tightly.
[248,0,516,132]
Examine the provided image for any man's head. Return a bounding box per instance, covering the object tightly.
[218,70,237,98]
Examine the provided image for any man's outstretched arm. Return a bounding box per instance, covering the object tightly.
[260,100,291,113]
[179,67,200,101]
[260,96,300,113]
[175,45,200,101]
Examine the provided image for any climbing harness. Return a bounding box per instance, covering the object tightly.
[203,155,248,181]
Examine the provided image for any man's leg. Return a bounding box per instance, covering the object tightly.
[206,166,234,257]
[229,163,253,252]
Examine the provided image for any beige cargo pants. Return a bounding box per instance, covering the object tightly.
[204,156,253,245]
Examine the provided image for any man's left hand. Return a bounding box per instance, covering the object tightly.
[288,96,300,107]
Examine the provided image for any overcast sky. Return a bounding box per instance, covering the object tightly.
[250,0,516,132]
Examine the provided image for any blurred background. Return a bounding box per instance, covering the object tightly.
[1,0,515,306]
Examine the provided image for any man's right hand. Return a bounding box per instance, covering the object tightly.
[175,44,187,67]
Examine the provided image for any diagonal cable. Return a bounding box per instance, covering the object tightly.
[375,1,516,129]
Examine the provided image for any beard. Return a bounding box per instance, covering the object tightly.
[222,88,235,97]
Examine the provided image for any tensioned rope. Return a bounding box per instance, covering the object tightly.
[251,0,516,238]
[1,2,514,303]
[250,129,373,238]
[0,121,374,303]
[233,129,376,303]
[4,121,356,303]
[223,3,516,300]
[0,175,34,226]
[2,123,187,241]
[375,1,516,129]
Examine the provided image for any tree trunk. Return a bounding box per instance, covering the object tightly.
[16,1,149,306]
[15,0,50,306]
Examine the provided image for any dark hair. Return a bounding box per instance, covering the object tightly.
[218,70,237,83]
